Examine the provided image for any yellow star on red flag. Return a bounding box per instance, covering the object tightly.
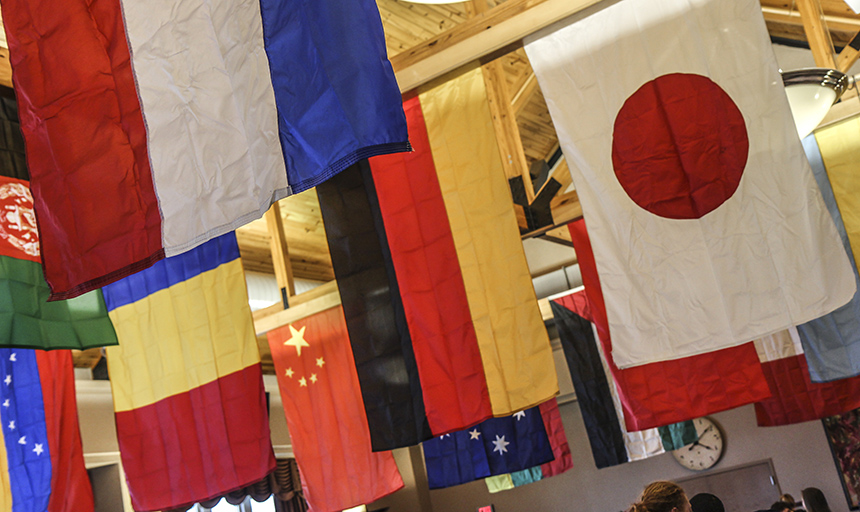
[284,325,310,356]
[299,377,307,387]
[310,374,318,383]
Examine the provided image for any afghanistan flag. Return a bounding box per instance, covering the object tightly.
[0,94,118,350]
[103,232,275,512]
[0,349,94,511]
[317,65,558,451]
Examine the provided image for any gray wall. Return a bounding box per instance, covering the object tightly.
[412,403,849,512]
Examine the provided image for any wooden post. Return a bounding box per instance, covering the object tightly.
[795,0,837,69]
[265,201,296,309]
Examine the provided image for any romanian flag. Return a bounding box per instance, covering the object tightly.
[268,306,404,512]
[0,349,94,512]
[317,65,558,451]
[568,219,771,431]
[0,148,118,349]
[1,0,408,300]
[550,291,698,469]
[103,232,274,512]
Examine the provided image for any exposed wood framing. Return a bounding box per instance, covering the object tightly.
[761,5,860,35]
[265,202,296,307]
[791,0,837,67]
[512,71,538,114]
[254,285,341,335]
[0,48,11,89]
[482,58,535,204]
[837,31,860,72]
[391,0,604,93]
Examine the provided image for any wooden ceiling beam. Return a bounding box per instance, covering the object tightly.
[391,0,604,93]
[265,201,296,308]
[512,71,538,114]
[761,5,860,37]
[795,0,838,68]
[837,31,860,72]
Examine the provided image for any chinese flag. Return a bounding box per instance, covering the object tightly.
[268,306,403,512]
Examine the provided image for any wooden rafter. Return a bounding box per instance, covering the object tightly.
[795,0,838,68]
[391,0,605,93]
[837,31,860,72]
[265,201,296,307]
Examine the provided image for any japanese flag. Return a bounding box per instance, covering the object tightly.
[525,0,855,367]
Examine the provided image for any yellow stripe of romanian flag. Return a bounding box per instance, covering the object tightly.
[106,258,260,412]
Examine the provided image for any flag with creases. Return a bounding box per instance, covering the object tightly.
[525,0,854,368]
[2,0,409,300]
[267,305,404,512]
[317,65,557,451]
[103,232,274,512]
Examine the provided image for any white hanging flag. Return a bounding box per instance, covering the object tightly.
[525,0,855,368]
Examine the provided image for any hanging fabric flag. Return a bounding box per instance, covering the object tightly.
[537,399,572,478]
[103,232,274,512]
[267,305,404,512]
[794,122,860,382]
[422,400,565,490]
[484,398,573,493]
[565,219,771,431]
[524,0,854,368]
[0,146,118,349]
[551,291,697,468]
[0,349,94,512]
[754,329,860,426]
[317,65,557,451]
[1,0,409,300]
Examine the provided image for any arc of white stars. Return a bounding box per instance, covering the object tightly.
[284,325,310,356]
[492,435,510,455]
[469,429,481,440]
[33,444,43,456]
[514,411,526,421]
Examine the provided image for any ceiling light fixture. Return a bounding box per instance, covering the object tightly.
[782,68,850,139]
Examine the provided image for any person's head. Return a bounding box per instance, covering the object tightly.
[629,481,691,512]
[801,487,832,512]
[770,501,792,512]
[689,493,724,512]
[780,494,796,508]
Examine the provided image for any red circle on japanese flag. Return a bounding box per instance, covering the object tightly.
[612,73,749,219]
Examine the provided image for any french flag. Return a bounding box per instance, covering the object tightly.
[1,0,409,300]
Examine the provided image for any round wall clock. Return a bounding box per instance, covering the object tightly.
[671,417,724,471]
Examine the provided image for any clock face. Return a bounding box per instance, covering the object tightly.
[671,417,724,471]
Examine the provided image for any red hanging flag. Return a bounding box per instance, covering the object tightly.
[268,306,403,512]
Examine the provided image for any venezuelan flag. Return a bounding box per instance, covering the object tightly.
[103,232,274,512]
[0,349,94,512]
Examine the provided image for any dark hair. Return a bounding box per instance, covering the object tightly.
[770,501,792,512]
[780,494,796,508]
[690,493,724,512]
[628,481,688,512]
[801,487,832,512]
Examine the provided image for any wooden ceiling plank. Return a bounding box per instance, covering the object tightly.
[254,289,342,335]
[391,0,605,93]
[837,31,860,72]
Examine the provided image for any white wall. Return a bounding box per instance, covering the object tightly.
[425,403,849,512]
